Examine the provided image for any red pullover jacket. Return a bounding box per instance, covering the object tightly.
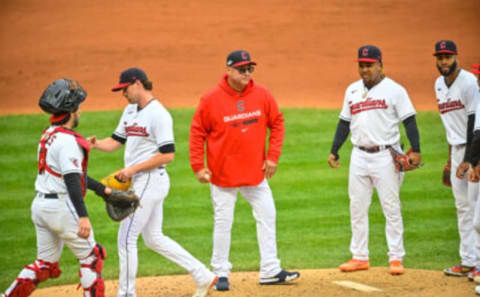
[190,75,285,187]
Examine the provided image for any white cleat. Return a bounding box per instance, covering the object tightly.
[192,275,218,297]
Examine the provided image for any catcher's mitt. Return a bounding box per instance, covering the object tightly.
[389,147,421,172]
[103,190,140,221]
[100,170,131,191]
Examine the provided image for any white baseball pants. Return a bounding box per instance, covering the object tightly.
[348,147,405,262]
[210,179,281,279]
[117,169,213,297]
[32,193,96,261]
[450,145,478,267]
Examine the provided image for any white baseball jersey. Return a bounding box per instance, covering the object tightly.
[113,99,174,168]
[35,126,84,194]
[472,83,480,132]
[435,69,478,145]
[339,77,416,147]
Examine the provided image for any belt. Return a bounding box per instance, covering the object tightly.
[38,193,58,199]
[357,145,392,153]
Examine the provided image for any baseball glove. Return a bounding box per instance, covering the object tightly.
[100,170,131,191]
[103,190,140,222]
[389,147,421,172]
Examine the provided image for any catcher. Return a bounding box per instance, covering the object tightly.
[2,78,138,297]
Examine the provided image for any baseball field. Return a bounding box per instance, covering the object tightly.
[1,0,479,296]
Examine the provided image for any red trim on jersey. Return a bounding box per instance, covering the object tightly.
[38,126,90,196]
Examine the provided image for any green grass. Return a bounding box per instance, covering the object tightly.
[0,109,456,290]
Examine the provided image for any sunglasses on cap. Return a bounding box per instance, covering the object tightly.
[234,66,255,74]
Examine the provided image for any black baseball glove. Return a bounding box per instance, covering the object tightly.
[102,190,140,221]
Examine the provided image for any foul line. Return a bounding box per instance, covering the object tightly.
[332,280,383,292]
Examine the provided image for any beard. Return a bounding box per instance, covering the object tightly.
[437,60,457,77]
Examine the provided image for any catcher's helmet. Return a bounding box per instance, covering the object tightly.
[39,79,87,114]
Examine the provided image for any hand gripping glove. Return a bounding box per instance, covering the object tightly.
[100,171,131,191]
[389,147,421,172]
[103,190,140,221]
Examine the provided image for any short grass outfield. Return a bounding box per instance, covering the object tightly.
[0,109,457,290]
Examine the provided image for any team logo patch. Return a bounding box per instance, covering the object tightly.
[237,100,245,112]
[438,99,464,114]
[362,48,369,56]
[440,41,446,49]
[125,122,150,137]
[350,97,388,114]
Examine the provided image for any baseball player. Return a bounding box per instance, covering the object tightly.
[432,41,480,278]
[189,50,300,291]
[328,45,421,275]
[87,68,217,297]
[467,63,480,295]
[2,79,111,297]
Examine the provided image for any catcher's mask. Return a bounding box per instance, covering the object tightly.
[39,78,87,114]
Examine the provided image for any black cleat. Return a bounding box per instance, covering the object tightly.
[215,277,230,291]
[259,270,300,285]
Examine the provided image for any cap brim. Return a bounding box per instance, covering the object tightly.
[472,70,480,75]
[356,58,379,63]
[433,50,457,56]
[111,82,132,92]
[231,61,257,67]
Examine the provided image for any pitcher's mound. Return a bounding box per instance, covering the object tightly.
[32,268,474,297]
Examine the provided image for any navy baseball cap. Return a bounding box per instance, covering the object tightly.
[112,67,148,92]
[357,45,382,63]
[226,50,257,67]
[433,40,457,56]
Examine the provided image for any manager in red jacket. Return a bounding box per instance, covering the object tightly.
[189,50,300,291]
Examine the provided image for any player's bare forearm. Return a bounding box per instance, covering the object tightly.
[88,136,122,152]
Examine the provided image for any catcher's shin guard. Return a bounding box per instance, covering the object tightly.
[3,260,61,297]
[78,244,106,297]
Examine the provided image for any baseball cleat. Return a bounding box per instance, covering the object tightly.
[388,260,405,275]
[444,264,474,277]
[215,277,230,291]
[476,285,480,296]
[259,270,300,285]
[192,275,218,297]
[339,259,370,272]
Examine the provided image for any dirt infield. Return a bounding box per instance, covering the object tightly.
[3,1,480,296]
[0,0,478,115]
[31,268,475,297]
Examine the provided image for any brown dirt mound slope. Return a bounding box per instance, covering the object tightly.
[1,0,479,115]
[32,268,474,297]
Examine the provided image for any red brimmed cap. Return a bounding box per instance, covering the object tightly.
[357,45,382,63]
[433,40,457,56]
[226,50,257,67]
[112,68,148,92]
[472,64,480,75]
